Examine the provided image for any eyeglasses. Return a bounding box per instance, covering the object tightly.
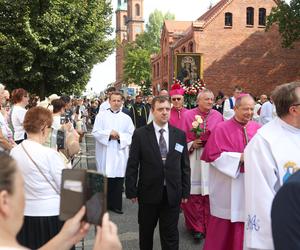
[290,103,300,107]
[171,97,182,101]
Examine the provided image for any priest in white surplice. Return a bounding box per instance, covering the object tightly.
[244,81,300,250]
[92,92,134,214]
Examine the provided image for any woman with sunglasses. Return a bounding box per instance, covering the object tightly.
[169,84,188,129]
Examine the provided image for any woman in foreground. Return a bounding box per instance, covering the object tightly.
[0,153,122,250]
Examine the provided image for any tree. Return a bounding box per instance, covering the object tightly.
[142,9,175,54]
[123,43,151,86]
[0,0,114,97]
[123,10,175,94]
[266,0,300,48]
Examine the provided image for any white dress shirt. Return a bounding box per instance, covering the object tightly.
[153,121,169,152]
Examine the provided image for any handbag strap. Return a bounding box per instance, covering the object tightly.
[21,142,60,195]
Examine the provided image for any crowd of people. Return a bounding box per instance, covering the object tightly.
[92,81,300,250]
[0,80,300,250]
[0,84,121,250]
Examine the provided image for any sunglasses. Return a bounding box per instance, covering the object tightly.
[171,97,182,101]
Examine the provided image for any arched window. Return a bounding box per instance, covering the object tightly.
[188,42,193,52]
[123,15,127,26]
[259,8,266,26]
[246,7,254,25]
[225,12,233,26]
[153,64,156,78]
[135,4,140,16]
[182,46,186,52]
[157,62,160,77]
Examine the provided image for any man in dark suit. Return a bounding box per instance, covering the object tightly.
[272,170,300,250]
[125,95,190,250]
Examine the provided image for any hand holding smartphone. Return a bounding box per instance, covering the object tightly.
[59,169,107,225]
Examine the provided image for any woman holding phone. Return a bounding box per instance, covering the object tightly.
[0,152,122,250]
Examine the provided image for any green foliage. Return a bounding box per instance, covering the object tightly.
[266,0,300,48]
[0,0,114,97]
[142,9,175,54]
[123,43,151,85]
[123,10,175,94]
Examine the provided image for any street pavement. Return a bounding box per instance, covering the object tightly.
[76,132,204,250]
[77,196,204,250]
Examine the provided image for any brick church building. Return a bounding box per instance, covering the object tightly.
[151,0,300,96]
[115,0,144,90]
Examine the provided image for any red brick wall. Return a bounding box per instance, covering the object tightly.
[151,0,300,97]
[197,0,300,97]
[116,45,125,86]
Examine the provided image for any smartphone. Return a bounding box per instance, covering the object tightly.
[60,116,66,125]
[56,130,65,150]
[85,171,107,225]
[59,169,107,225]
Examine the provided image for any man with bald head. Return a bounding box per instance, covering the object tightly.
[180,89,223,241]
[253,94,268,122]
[260,94,268,104]
[201,94,261,250]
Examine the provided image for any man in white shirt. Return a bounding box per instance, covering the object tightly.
[253,94,268,122]
[259,98,275,125]
[99,87,116,111]
[244,81,300,250]
[223,85,243,120]
[92,92,134,214]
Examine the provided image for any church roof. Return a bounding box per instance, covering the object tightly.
[164,20,193,33]
[197,0,232,26]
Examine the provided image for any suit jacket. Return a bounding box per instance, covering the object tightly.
[125,122,190,207]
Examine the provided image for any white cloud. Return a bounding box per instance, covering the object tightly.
[87,0,218,93]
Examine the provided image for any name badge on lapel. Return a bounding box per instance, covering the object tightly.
[175,143,184,153]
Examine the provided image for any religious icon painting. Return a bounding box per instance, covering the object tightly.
[175,53,203,84]
[282,161,299,183]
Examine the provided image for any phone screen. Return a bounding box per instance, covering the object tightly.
[60,116,65,125]
[57,130,65,150]
[85,172,107,225]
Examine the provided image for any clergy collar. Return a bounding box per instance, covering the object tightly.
[108,108,120,114]
[233,117,249,127]
[153,121,168,133]
[197,108,211,116]
[172,106,183,111]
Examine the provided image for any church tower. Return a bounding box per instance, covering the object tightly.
[115,0,128,86]
[116,0,128,43]
[127,0,144,42]
[115,0,144,89]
